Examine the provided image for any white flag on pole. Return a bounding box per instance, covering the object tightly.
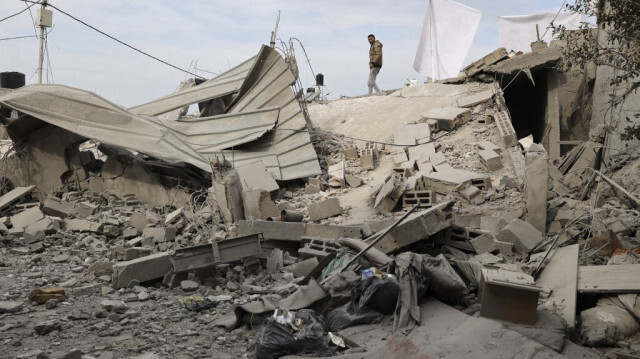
[413,0,482,80]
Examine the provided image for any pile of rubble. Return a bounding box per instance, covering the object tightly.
[1,39,640,359]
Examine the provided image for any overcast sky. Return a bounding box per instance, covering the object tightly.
[1,0,564,107]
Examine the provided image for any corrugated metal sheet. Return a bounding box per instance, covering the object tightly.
[0,46,321,181]
[128,54,257,116]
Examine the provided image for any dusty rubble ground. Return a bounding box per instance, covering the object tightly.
[2,46,640,359]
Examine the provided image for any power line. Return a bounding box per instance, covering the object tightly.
[0,2,36,23]
[22,0,204,79]
[0,34,37,41]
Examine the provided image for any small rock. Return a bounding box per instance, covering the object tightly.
[137,292,150,302]
[0,300,24,313]
[45,299,59,309]
[180,280,199,292]
[34,320,61,335]
[100,300,128,313]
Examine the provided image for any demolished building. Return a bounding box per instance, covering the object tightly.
[0,31,640,359]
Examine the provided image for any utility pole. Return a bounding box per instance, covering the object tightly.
[36,0,53,84]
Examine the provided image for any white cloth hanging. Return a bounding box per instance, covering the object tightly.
[499,10,583,53]
[413,0,482,80]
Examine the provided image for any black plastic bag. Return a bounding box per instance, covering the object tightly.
[349,276,400,315]
[254,317,296,359]
[325,304,384,332]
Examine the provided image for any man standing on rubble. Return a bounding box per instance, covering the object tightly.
[367,34,383,95]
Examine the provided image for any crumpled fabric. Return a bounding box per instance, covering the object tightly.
[391,253,468,331]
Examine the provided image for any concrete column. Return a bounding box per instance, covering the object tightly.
[524,144,548,233]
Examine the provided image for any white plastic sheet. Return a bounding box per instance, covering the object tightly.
[413,0,482,80]
[499,10,584,53]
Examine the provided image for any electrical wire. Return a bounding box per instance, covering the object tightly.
[0,2,36,23]
[541,0,569,39]
[0,34,37,41]
[22,0,204,79]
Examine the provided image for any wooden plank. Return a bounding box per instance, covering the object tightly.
[578,264,640,293]
[536,244,579,328]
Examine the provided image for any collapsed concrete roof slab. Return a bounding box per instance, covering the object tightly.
[0,84,212,171]
[485,46,562,75]
[0,46,321,181]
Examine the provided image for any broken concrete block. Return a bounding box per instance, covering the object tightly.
[494,240,513,256]
[408,143,435,161]
[165,208,185,227]
[478,149,502,171]
[299,237,341,259]
[285,257,319,278]
[463,47,508,76]
[494,110,518,147]
[236,161,279,193]
[393,150,409,165]
[479,268,541,325]
[142,227,177,243]
[360,149,375,170]
[328,161,345,188]
[10,206,44,230]
[429,152,447,167]
[211,169,244,224]
[470,233,497,254]
[426,118,439,133]
[476,140,501,154]
[308,198,342,221]
[457,89,494,108]
[304,223,362,239]
[75,201,98,218]
[342,143,358,159]
[524,144,548,233]
[374,173,405,212]
[421,107,471,131]
[24,230,45,244]
[237,220,305,241]
[0,185,36,214]
[459,185,481,201]
[129,212,148,231]
[42,198,76,218]
[65,218,102,233]
[424,170,471,194]
[304,183,321,194]
[480,216,507,235]
[496,219,544,254]
[345,174,362,188]
[266,248,284,274]
[112,252,173,289]
[242,190,280,220]
[25,217,59,236]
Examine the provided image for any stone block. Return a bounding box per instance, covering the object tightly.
[470,233,497,254]
[308,198,342,221]
[10,206,44,229]
[112,252,173,289]
[496,219,544,254]
[42,198,76,218]
[478,150,503,171]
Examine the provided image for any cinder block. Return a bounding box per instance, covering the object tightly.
[308,198,342,221]
[496,219,544,254]
[299,237,341,259]
[494,110,518,147]
[479,150,503,171]
[470,233,497,254]
[402,190,434,208]
[42,198,76,218]
[426,119,439,133]
[360,149,375,170]
[112,252,173,289]
[459,185,481,201]
[342,143,358,159]
[393,167,412,180]
[364,141,379,159]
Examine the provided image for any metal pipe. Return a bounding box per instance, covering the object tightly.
[281,209,303,222]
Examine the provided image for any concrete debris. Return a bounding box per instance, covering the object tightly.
[1,39,639,358]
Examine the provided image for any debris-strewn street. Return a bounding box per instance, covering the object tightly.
[2,15,640,359]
